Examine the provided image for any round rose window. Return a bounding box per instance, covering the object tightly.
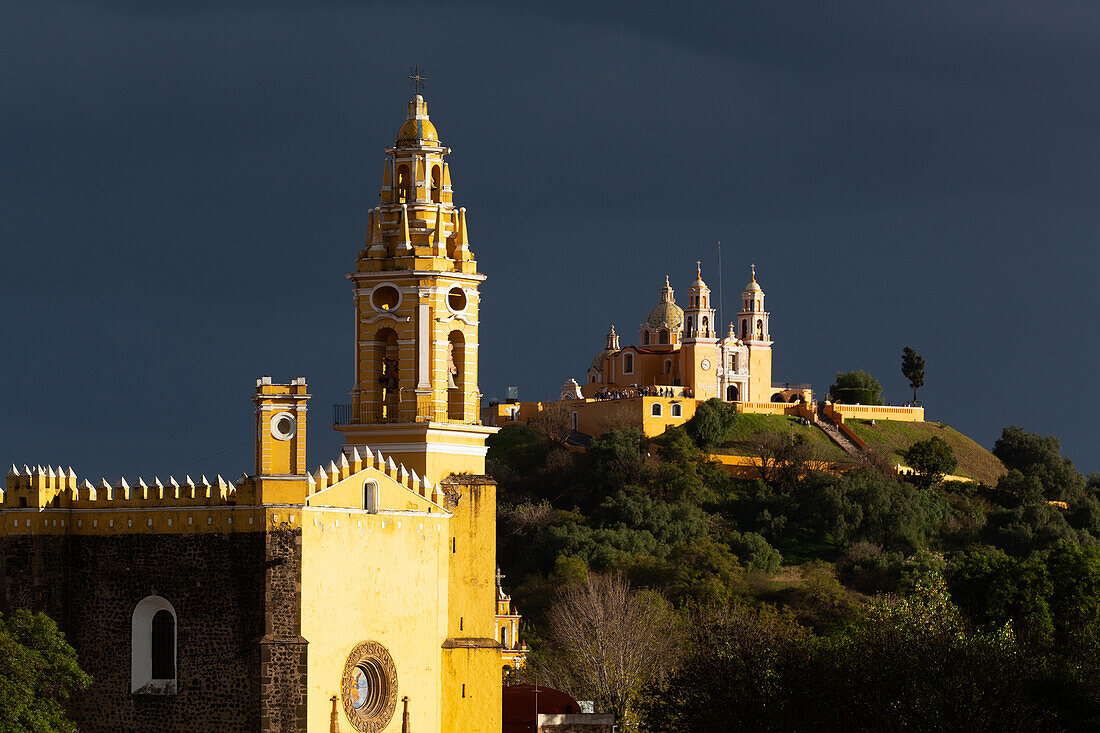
[341,641,397,732]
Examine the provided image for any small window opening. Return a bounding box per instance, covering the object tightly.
[151,610,175,680]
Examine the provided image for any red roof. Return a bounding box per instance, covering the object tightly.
[503,684,582,733]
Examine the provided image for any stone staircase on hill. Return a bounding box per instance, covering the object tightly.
[815,410,864,459]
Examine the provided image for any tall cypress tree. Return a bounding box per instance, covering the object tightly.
[901,347,925,404]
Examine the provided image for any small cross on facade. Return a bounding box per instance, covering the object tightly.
[495,567,505,587]
[751,263,756,280]
[408,65,427,95]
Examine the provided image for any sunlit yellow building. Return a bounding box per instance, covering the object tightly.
[2,93,503,733]
[486,264,814,438]
[494,569,527,673]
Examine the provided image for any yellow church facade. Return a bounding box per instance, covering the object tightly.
[2,94,503,733]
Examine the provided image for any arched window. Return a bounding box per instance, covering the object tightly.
[375,328,399,421]
[623,352,634,374]
[686,316,693,335]
[571,412,578,431]
[671,403,682,417]
[659,329,669,345]
[771,393,784,403]
[663,359,671,375]
[431,165,441,203]
[448,331,466,421]
[651,403,662,417]
[741,320,747,339]
[643,331,650,345]
[756,319,764,340]
[702,316,709,337]
[152,611,174,679]
[501,626,510,649]
[396,165,410,203]
[363,480,378,513]
[132,596,177,694]
[732,354,739,371]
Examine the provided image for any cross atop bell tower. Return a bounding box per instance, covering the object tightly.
[336,93,497,481]
[408,64,427,95]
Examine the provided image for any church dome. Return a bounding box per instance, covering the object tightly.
[645,275,684,331]
[397,117,438,144]
[691,262,707,289]
[590,348,619,371]
[396,95,439,145]
[645,300,684,331]
[743,264,762,292]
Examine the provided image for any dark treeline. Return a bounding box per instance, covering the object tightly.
[490,401,1100,731]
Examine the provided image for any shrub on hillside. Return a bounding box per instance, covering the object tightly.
[685,398,738,448]
[829,370,884,405]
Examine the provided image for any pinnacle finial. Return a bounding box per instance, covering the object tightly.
[665,274,670,287]
[697,260,702,277]
[751,263,756,282]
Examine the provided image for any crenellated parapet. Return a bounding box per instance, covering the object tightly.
[4,464,246,510]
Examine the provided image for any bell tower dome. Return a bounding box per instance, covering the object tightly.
[683,261,715,340]
[336,93,497,480]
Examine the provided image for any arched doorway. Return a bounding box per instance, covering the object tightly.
[726,384,739,401]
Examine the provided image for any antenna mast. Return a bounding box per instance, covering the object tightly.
[717,240,724,335]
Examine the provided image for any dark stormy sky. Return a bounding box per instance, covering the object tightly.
[3,1,1098,481]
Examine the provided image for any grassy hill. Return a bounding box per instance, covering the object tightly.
[702,413,1005,485]
[846,419,1006,485]
[712,413,850,461]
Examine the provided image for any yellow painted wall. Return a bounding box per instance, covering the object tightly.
[831,403,925,422]
[442,647,503,733]
[747,346,772,402]
[680,342,718,400]
[301,507,448,733]
[442,478,502,733]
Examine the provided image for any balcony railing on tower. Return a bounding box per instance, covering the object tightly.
[332,398,480,426]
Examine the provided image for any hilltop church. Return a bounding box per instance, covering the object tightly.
[2,94,510,732]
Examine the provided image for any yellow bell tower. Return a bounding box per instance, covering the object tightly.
[335,93,497,482]
[681,262,719,399]
[739,265,774,402]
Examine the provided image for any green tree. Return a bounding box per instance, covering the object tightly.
[810,468,925,553]
[637,602,806,733]
[0,610,91,733]
[900,346,925,403]
[903,436,958,489]
[828,370,884,405]
[994,426,1087,502]
[685,397,737,449]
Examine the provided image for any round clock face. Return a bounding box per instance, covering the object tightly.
[700,359,711,371]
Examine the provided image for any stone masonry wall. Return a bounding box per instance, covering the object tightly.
[259,526,308,733]
[1,530,268,732]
